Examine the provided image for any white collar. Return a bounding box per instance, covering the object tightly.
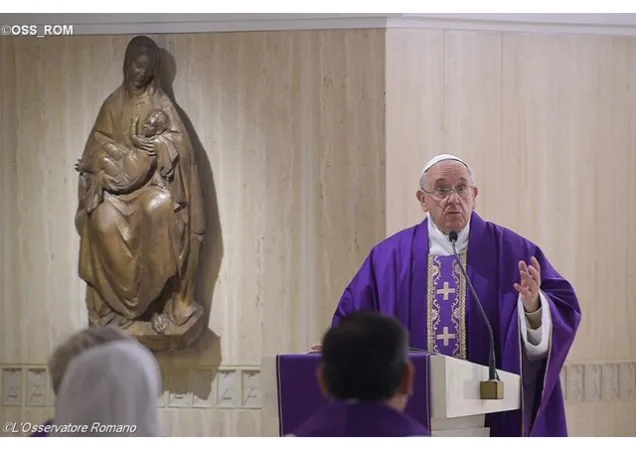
[426,214,470,256]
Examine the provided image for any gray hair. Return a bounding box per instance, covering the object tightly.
[48,326,134,395]
[419,162,476,190]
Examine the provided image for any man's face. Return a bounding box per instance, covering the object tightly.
[416,160,478,234]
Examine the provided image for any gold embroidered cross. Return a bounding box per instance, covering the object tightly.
[436,327,456,346]
[436,282,456,301]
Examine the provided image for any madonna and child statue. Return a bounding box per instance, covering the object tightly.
[74,36,207,351]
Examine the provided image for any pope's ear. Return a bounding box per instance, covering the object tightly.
[416,190,428,212]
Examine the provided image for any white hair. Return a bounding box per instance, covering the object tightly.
[419,159,476,190]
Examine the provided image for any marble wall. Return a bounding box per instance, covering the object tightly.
[385,29,636,436]
[1,26,636,437]
[0,30,386,436]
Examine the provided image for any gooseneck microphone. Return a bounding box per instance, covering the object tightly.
[448,231,503,400]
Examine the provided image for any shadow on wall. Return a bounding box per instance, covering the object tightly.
[154,47,225,401]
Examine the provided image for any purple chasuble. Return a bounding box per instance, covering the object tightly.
[332,212,582,437]
[292,401,430,437]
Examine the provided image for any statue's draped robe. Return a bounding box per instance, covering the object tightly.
[332,212,581,437]
[291,401,430,437]
[76,85,205,323]
[106,146,157,194]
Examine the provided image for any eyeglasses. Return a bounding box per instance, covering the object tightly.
[422,185,474,200]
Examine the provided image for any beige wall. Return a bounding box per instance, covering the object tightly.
[1,26,635,437]
[0,30,386,436]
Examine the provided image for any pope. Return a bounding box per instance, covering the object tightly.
[314,154,582,437]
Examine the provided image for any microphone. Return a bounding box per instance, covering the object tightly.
[448,230,503,400]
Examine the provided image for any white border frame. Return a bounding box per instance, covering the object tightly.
[3,13,636,36]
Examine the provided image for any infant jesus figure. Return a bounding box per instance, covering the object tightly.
[76,108,180,214]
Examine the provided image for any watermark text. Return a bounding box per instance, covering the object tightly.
[3,421,137,435]
[1,24,74,38]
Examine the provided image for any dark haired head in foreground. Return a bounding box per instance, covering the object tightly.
[291,311,428,437]
[319,310,412,408]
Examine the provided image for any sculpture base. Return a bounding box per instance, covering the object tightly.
[127,307,206,352]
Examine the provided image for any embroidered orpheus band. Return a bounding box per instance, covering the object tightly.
[426,253,467,359]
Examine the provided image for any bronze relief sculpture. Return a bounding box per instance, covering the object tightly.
[75,36,206,351]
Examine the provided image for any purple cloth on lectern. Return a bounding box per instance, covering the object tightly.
[332,212,582,437]
[275,352,432,437]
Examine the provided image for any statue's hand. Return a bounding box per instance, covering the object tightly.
[132,136,157,156]
[131,134,144,148]
[74,159,83,172]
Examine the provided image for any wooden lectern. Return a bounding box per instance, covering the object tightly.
[261,352,521,437]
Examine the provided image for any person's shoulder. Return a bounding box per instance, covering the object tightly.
[480,216,540,252]
[383,406,431,437]
[404,418,431,436]
[371,222,422,253]
[289,403,341,437]
[359,222,422,268]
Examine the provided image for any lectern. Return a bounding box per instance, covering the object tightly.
[261,352,521,437]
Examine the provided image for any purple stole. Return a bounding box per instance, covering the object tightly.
[426,253,467,358]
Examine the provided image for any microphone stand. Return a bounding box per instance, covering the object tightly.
[449,232,503,400]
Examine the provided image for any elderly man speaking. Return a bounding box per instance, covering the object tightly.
[317,154,581,437]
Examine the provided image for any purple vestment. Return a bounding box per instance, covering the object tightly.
[276,352,432,436]
[292,401,430,437]
[333,212,581,437]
